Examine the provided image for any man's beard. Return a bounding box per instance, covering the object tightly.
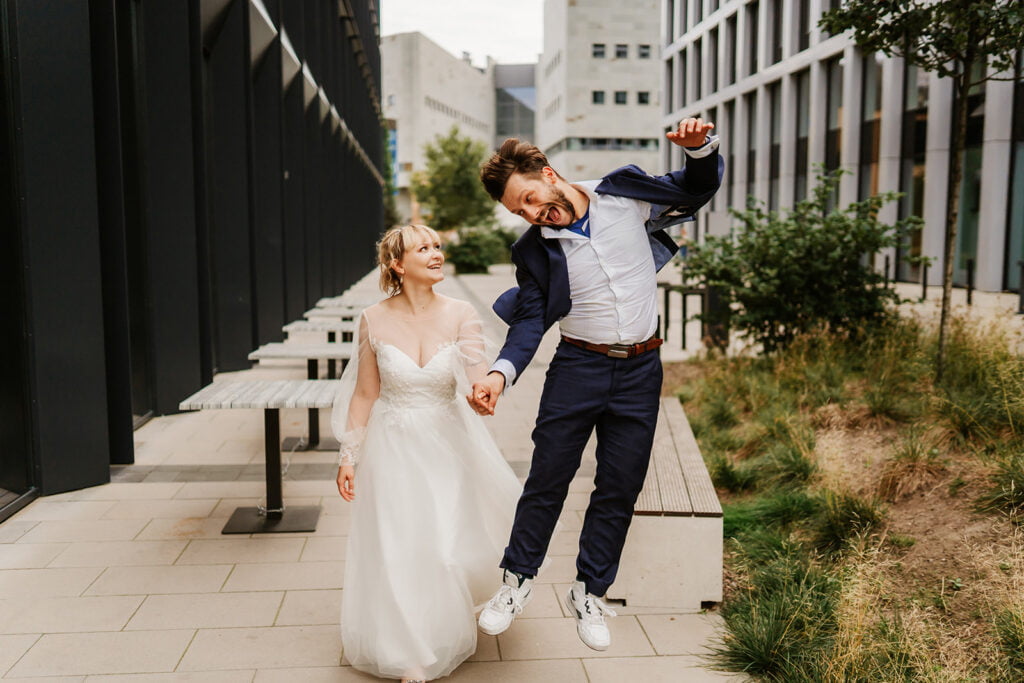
[537,185,577,227]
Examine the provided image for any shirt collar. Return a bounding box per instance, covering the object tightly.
[539,182,599,241]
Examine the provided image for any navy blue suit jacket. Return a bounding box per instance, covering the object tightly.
[492,149,724,383]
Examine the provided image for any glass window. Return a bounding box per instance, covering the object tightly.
[614,91,628,105]
[639,44,651,59]
[1005,52,1024,290]
[771,0,783,64]
[616,44,628,59]
[638,91,650,105]
[694,39,703,100]
[592,90,606,104]
[709,28,719,94]
[592,43,606,58]
[746,1,759,77]
[745,91,758,202]
[725,14,737,86]
[797,0,811,52]
[679,51,688,107]
[794,69,811,202]
[824,56,844,209]
[725,99,736,205]
[897,63,929,282]
[666,0,675,43]
[858,54,883,201]
[768,81,781,211]
[953,63,986,286]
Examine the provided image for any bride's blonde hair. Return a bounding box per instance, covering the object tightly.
[377,224,441,295]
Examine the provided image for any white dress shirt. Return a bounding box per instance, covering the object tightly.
[491,136,720,386]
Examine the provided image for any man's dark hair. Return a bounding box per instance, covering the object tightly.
[479,138,559,201]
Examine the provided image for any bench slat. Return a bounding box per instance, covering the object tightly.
[662,398,723,517]
[634,410,670,514]
[283,320,356,334]
[178,380,343,411]
[650,404,693,515]
[249,343,355,361]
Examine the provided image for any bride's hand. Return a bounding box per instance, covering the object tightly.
[337,465,355,501]
[467,372,505,416]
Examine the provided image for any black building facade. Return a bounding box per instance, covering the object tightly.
[0,0,384,520]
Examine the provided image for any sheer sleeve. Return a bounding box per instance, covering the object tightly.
[330,311,380,466]
[453,301,498,390]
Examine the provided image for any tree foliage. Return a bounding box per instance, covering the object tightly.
[819,0,1024,381]
[685,170,922,353]
[411,126,495,232]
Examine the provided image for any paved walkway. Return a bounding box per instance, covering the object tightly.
[0,265,739,681]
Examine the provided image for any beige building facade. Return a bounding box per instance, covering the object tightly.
[536,0,664,184]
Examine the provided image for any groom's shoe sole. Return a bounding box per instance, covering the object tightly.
[563,589,610,651]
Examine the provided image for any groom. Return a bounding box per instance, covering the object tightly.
[468,118,723,650]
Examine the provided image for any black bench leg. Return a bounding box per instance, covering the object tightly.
[220,408,321,533]
[327,332,337,378]
[682,295,688,350]
[265,408,284,519]
[306,358,320,449]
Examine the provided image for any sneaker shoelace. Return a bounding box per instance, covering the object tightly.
[580,593,617,625]
[489,584,526,615]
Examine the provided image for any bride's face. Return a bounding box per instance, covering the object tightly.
[395,231,444,285]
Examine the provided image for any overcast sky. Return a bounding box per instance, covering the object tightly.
[379,0,545,67]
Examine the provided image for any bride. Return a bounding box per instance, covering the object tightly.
[332,224,522,682]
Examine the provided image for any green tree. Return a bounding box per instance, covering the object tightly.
[685,169,921,353]
[820,0,1024,382]
[411,126,494,231]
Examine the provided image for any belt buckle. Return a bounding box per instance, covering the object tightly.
[607,343,631,359]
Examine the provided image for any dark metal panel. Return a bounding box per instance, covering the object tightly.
[304,104,324,303]
[203,0,255,371]
[88,0,135,464]
[0,0,36,511]
[281,76,307,321]
[132,0,205,414]
[251,36,286,344]
[10,0,110,494]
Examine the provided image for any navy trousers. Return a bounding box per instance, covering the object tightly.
[500,340,662,597]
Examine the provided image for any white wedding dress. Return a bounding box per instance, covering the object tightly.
[332,296,521,681]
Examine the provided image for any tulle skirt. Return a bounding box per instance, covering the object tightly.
[340,398,522,680]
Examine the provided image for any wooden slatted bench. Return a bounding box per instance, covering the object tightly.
[609,397,723,610]
[315,294,379,308]
[248,342,354,451]
[179,379,342,534]
[304,305,362,321]
[283,319,355,343]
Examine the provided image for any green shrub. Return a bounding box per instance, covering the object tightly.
[761,442,817,487]
[709,454,760,493]
[444,228,505,274]
[685,168,922,353]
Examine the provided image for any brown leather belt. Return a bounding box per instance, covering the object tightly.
[561,335,663,359]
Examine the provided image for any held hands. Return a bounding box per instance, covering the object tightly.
[336,465,355,501]
[666,117,715,149]
[466,371,506,416]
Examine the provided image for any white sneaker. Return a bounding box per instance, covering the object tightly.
[564,580,616,651]
[478,570,534,635]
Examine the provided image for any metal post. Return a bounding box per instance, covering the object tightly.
[662,285,671,340]
[920,262,928,302]
[883,255,890,285]
[264,409,283,518]
[966,258,974,306]
[306,359,319,448]
[681,293,688,350]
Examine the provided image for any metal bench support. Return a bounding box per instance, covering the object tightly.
[221,408,321,534]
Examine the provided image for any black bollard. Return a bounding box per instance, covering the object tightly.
[884,255,890,285]
[920,262,928,302]
[966,259,974,306]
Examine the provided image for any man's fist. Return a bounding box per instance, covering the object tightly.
[467,371,506,416]
[666,117,715,148]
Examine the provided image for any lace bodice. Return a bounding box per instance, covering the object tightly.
[373,342,459,409]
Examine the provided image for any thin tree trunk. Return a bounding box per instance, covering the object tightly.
[935,68,973,385]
